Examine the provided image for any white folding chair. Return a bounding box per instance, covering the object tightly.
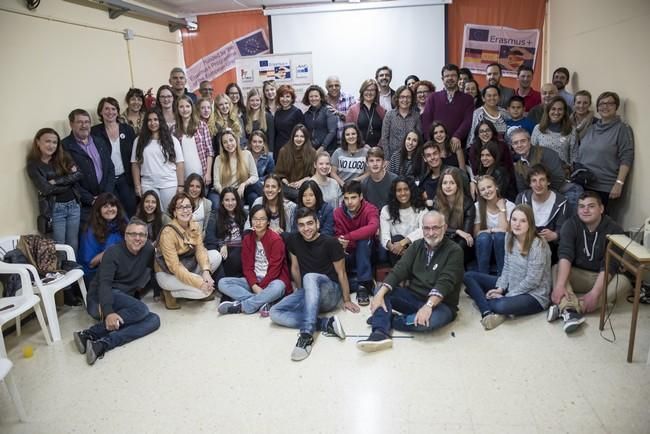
[0,236,87,342]
[0,357,27,422]
[0,267,52,357]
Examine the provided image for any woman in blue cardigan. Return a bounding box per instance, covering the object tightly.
[79,193,127,282]
[293,180,334,236]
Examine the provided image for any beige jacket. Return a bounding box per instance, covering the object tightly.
[155,219,209,288]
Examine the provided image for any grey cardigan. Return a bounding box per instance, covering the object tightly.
[496,235,552,309]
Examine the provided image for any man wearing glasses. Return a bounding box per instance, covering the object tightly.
[357,211,464,352]
[73,217,160,365]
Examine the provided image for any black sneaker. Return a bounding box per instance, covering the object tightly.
[356,286,370,306]
[562,309,585,334]
[322,315,346,339]
[73,330,90,354]
[86,340,106,366]
[291,333,314,361]
[357,331,392,352]
[217,300,242,315]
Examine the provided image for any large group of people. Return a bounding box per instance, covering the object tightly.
[25,63,635,364]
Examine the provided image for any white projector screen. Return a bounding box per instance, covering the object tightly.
[270,4,446,98]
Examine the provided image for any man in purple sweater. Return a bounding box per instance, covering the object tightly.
[420,64,474,151]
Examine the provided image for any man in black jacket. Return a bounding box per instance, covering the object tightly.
[62,109,115,227]
[73,218,160,365]
[548,191,631,333]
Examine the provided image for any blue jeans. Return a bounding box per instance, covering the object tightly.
[269,273,341,335]
[463,271,543,316]
[218,277,285,313]
[114,174,137,217]
[52,199,81,254]
[345,239,373,284]
[370,286,454,335]
[475,231,506,275]
[86,289,160,352]
[207,190,220,211]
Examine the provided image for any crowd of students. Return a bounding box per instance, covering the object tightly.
[25,63,635,364]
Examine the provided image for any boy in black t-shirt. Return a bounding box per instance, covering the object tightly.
[270,208,360,361]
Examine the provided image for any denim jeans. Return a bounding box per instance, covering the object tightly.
[52,199,81,254]
[345,239,373,284]
[475,231,506,275]
[269,273,341,335]
[114,174,137,217]
[218,277,285,314]
[370,286,454,335]
[206,190,220,211]
[86,289,160,352]
[463,271,543,316]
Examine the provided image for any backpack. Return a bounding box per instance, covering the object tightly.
[0,247,30,297]
[17,235,60,277]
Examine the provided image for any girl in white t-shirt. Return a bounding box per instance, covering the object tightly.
[131,109,185,210]
[174,95,214,184]
[473,175,515,275]
[184,173,213,237]
[311,151,342,210]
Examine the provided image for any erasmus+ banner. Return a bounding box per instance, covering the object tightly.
[461,24,539,78]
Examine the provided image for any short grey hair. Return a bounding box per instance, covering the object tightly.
[169,67,185,77]
[423,210,446,225]
[127,216,147,228]
[509,127,530,140]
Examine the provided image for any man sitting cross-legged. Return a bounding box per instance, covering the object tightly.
[270,207,360,361]
[73,217,160,365]
[358,211,464,352]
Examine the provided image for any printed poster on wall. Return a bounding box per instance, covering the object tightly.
[461,24,539,78]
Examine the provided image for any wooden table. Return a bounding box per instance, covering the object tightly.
[599,234,650,363]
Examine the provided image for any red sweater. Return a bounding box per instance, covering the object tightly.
[333,200,380,251]
[241,230,292,293]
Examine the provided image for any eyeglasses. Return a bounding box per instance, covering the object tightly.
[398,96,412,100]
[176,204,193,211]
[422,225,444,232]
[125,232,147,238]
[597,101,616,107]
[252,217,268,222]
[416,91,430,95]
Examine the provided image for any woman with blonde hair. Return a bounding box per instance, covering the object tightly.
[212,130,259,206]
[464,204,551,330]
[245,87,275,152]
[263,80,278,115]
[214,93,243,148]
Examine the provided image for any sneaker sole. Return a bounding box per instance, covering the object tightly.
[73,332,86,354]
[290,348,312,362]
[357,338,393,352]
[547,306,560,322]
[563,319,585,334]
[481,315,505,330]
[217,302,234,315]
[331,315,346,339]
[357,297,370,306]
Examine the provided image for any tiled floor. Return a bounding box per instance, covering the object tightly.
[1,292,649,434]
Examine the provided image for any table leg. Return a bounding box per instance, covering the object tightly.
[627,271,642,363]
[599,243,611,330]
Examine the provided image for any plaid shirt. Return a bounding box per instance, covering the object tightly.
[193,120,214,174]
[329,91,357,140]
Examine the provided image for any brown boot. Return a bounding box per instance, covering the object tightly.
[162,290,180,310]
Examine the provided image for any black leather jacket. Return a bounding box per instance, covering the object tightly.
[26,159,82,216]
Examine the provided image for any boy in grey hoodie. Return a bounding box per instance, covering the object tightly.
[548,191,631,333]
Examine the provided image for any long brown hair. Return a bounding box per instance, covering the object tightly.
[27,128,76,176]
[506,204,541,256]
[88,193,127,243]
[173,95,200,138]
[276,124,316,179]
[539,96,573,135]
[434,168,466,229]
[263,174,288,230]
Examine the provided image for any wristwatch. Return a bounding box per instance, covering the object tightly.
[426,300,434,308]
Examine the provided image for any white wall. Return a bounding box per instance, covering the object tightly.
[547,0,650,231]
[0,0,184,235]
[271,5,446,96]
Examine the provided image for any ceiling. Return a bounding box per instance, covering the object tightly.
[134,0,342,16]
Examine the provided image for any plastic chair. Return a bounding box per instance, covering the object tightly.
[0,266,52,357]
[0,236,87,342]
[0,356,27,422]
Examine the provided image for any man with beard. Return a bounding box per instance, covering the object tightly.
[526,83,566,125]
[357,211,464,352]
[485,63,515,108]
[420,64,474,149]
[325,75,356,141]
[375,65,395,112]
[552,67,574,107]
[514,65,541,112]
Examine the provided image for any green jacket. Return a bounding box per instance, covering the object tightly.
[384,237,464,313]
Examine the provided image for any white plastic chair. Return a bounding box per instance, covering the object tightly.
[0,267,52,357]
[0,236,87,342]
[0,356,27,422]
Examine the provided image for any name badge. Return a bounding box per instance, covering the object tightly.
[432,263,438,271]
